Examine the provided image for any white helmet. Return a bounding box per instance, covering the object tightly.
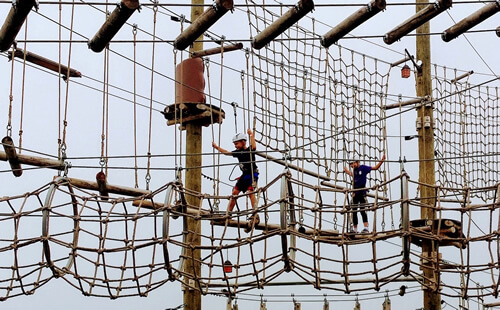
[349,156,360,164]
[232,133,247,143]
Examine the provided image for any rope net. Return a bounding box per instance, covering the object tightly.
[433,66,500,202]
[245,0,389,187]
[0,174,498,302]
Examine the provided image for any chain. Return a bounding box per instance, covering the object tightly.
[231,102,238,133]
[7,44,16,137]
[132,24,138,188]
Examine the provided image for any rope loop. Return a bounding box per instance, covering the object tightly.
[5,124,12,137]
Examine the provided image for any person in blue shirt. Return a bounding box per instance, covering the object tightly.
[212,129,259,230]
[344,154,385,233]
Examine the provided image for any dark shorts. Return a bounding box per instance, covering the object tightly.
[235,173,259,193]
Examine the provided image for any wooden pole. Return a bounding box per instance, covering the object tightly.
[183,2,204,310]
[416,0,440,308]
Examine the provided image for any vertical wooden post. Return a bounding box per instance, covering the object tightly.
[416,0,440,309]
[183,2,204,310]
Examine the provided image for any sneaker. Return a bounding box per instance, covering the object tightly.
[349,229,357,234]
[244,214,260,233]
[361,228,369,233]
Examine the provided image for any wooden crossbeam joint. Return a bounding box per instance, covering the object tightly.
[2,136,22,177]
[163,103,225,128]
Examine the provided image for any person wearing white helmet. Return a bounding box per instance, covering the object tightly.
[212,128,259,230]
[344,153,386,233]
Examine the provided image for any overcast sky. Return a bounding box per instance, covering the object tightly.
[0,0,499,309]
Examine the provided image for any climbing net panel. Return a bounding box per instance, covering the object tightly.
[1,173,499,302]
[433,66,500,202]
[245,0,390,186]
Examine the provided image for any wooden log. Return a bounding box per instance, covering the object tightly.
[252,0,314,50]
[191,42,243,58]
[1,136,22,176]
[442,1,500,42]
[450,70,473,83]
[255,151,330,181]
[132,199,209,215]
[174,0,234,51]
[0,150,64,170]
[320,181,389,201]
[390,56,411,67]
[321,0,386,48]
[67,177,151,197]
[88,0,140,53]
[10,48,81,78]
[383,0,452,45]
[205,276,421,288]
[383,97,426,110]
[212,217,281,231]
[0,0,37,52]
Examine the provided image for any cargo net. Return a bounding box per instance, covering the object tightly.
[245,0,390,186]
[433,65,500,201]
[1,174,500,302]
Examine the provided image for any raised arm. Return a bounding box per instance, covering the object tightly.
[372,153,386,171]
[247,128,256,150]
[344,166,353,177]
[212,141,231,156]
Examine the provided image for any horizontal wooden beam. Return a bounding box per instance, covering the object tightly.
[205,276,421,287]
[67,177,151,197]
[174,0,233,51]
[383,97,426,110]
[0,150,65,171]
[88,0,139,53]
[384,0,452,45]
[191,42,243,57]
[132,199,210,215]
[442,1,500,42]
[255,151,330,181]
[252,0,314,50]
[320,181,389,201]
[450,70,473,83]
[10,48,81,78]
[0,0,38,52]
[321,0,386,48]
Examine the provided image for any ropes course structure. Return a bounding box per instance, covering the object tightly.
[0,169,499,303]
[433,65,500,202]
[0,0,499,309]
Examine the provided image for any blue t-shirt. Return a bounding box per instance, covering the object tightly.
[353,165,372,193]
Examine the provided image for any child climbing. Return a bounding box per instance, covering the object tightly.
[212,128,259,231]
[344,154,385,233]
